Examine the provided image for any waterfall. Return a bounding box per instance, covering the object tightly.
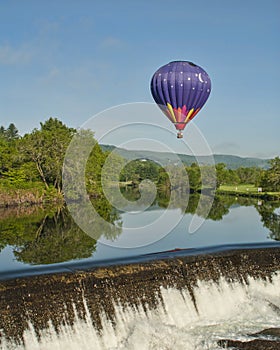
[2,272,280,350]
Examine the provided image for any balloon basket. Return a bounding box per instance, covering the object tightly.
[177,131,183,139]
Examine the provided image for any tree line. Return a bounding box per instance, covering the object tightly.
[0,118,279,206]
[120,158,280,193]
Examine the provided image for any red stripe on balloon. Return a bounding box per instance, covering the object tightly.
[189,108,201,121]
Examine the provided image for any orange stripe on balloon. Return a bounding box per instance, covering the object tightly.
[173,108,178,121]
[177,107,184,122]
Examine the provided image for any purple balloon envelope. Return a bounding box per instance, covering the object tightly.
[151,61,211,138]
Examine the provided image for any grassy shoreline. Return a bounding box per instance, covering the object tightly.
[217,184,280,200]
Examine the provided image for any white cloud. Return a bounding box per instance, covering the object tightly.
[0,44,32,65]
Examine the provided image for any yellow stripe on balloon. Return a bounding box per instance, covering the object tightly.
[184,108,194,123]
[167,103,177,123]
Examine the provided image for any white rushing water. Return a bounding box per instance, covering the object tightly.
[1,273,280,350]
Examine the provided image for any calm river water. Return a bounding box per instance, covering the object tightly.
[0,193,280,277]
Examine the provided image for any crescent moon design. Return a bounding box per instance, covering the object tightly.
[198,73,204,83]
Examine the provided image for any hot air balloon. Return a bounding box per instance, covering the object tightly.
[150,61,211,138]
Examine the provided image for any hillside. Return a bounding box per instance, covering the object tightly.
[100,145,270,169]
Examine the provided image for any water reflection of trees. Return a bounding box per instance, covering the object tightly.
[157,188,236,220]
[0,206,50,253]
[14,208,97,264]
[121,186,271,224]
[0,196,122,265]
[256,201,280,240]
[1,190,280,266]
[156,187,278,239]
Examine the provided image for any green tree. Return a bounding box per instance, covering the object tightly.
[119,160,160,186]
[200,165,216,190]
[226,169,240,184]
[101,151,125,185]
[5,123,19,141]
[0,126,5,139]
[1,168,28,188]
[62,128,108,200]
[260,157,280,192]
[186,163,201,192]
[86,142,107,195]
[157,168,170,189]
[215,163,233,187]
[0,138,11,173]
[236,167,262,184]
[20,118,75,191]
[0,135,19,176]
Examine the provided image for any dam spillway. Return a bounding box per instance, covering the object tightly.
[1,246,280,349]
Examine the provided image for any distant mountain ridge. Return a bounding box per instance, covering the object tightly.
[100,144,271,169]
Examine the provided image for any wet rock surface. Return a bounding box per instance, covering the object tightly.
[252,327,280,338]
[218,338,280,349]
[218,327,280,349]
[0,247,280,343]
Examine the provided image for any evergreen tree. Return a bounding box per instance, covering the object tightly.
[5,123,19,141]
[0,126,5,139]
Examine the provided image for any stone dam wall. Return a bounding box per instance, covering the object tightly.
[1,247,280,344]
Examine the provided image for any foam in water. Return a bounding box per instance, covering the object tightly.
[1,273,280,350]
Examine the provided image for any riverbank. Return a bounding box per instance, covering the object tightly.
[217,184,280,200]
[0,186,63,208]
[1,182,280,208]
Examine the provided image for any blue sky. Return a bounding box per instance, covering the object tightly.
[0,0,279,157]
